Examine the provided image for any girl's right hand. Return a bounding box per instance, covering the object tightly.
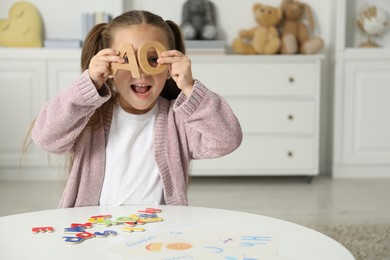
[88,48,124,89]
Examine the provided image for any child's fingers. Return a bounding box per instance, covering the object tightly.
[158,50,186,64]
[95,48,124,63]
[160,50,183,57]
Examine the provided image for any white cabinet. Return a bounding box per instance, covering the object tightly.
[0,60,47,167]
[0,48,81,180]
[333,0,390,177]
[190,55,322,176]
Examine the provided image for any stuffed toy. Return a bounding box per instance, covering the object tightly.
[181,0,218,40]
[232,3,282,54]
[279,0,324,54]
[0,2,43,47]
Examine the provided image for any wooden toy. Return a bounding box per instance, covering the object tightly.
[32,226,54,233]
[109,41,167,78]
[137,41,167,76]
[109,43,140,78]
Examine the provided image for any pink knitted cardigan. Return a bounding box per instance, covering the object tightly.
[32,70,242,208]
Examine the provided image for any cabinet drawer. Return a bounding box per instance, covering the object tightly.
[192,135,318,175]
[192,59,319,96]
[228,98,316,134]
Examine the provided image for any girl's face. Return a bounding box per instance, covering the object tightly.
[111,24,171,114]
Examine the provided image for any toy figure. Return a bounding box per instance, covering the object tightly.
[181,0,218,40]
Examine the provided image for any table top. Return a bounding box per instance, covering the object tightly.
[0,205,354,260]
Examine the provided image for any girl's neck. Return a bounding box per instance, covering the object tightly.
[118,97,157,115]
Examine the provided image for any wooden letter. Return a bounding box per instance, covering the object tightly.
[109,43,141,78]
[137,41,167,75]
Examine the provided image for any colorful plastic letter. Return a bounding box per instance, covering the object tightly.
[76,232,95,239]
[32,226,54,233]
[63,236,84,244]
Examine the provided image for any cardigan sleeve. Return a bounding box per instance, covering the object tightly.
[173,80,243,159]
[31,70,111,154]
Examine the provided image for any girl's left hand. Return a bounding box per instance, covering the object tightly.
[158,50,194,97]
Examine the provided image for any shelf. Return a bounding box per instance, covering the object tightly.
[342,48,390,59]
[0,47,81,59]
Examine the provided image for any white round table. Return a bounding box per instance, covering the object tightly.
[0,205,354,259]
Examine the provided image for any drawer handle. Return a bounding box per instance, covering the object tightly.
[287,114,294,121]
[287,151,294,158]
[288,77,295,83]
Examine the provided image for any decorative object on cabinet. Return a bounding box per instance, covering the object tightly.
[279,0,324,54]
[231,3,282,55]
[356,4,389,47]
[0,2,43,47]
[181,0,218,40]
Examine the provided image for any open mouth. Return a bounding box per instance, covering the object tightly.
[131,84,152,96]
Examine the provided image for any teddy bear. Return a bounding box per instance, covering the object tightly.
[231,3,282,54]
[279,0,324,54]
[181,0,218,40]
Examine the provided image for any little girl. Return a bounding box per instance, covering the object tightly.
[31,10,242,208]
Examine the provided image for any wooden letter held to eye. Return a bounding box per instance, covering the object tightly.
[109,41,167,78]
[137,41,167,75]
[109,43,140,78]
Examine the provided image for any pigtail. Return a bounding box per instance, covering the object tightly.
[81,23,107,72]
[166,20,186,54]
[158,20,186,100]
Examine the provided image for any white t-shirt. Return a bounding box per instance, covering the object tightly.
[99,103,164,206]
